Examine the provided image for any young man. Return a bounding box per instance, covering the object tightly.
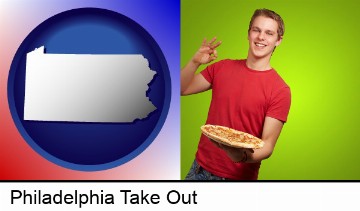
[181,9,291,180]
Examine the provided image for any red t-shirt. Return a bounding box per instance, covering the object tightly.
[196,59,291,180]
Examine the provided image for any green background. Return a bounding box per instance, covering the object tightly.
[181,0,360,180]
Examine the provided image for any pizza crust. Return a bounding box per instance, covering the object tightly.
[201,124,264,149]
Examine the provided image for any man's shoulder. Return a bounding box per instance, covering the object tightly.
[270,71,291,92]
[209,58,243,68]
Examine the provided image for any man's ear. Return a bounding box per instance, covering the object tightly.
[275,36,283,46]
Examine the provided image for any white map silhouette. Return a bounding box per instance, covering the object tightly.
[24,46,157,123]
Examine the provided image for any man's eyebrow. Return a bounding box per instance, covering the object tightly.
[265,29,276,33]
[251,26,277,33]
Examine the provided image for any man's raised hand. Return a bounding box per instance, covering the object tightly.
[192,37,222,65]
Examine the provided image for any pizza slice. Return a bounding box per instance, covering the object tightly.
[200,124,264,149]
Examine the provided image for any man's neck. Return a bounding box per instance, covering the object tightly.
[246,55,272,71]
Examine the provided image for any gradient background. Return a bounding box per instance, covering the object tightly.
[0,0,180,180]
[181,0,360,180]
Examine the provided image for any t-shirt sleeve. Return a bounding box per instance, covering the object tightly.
[266,86,291,123]
[200,62,218,84]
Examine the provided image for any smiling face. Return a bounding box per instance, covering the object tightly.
[247,15,282,61]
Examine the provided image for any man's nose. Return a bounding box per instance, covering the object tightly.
[258,32,265,40]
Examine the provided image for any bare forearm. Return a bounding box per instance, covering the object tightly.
[245,117,283,163]
[180,60,201,94]
[246,144,274,163]
[225,138,275,163]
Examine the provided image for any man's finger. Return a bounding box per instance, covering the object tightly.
[209,37,217,45]
[211,41,222,49]
[202,38,207,46]
[209,55,217,61]
[199,47,211,54]
[213,49,218,57]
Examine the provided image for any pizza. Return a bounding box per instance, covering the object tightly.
[200,124,264,149]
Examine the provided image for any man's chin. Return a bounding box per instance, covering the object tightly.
[250,54,265,60]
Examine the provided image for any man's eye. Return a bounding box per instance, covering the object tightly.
[266,32,274,36]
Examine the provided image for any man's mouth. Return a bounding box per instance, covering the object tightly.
[255,42,266,47]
